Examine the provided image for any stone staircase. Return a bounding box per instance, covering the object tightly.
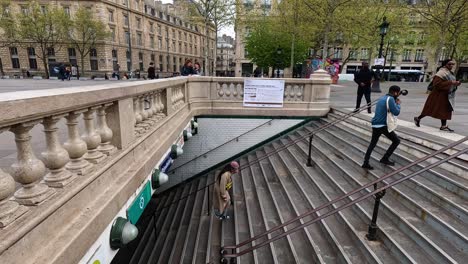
[112,114,468,264]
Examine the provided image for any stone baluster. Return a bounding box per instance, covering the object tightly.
[156,91,166,118]
[41,115,76,187]
[218,83,225,98]
[64,111,93,175]
[96,104,116,156]
[232,83,238,98]
[239,84,244,98]
[149,92,158,121]
[137,96,151,131]
[225,83,231,97]
[142,94,156,126]
[10,122,54,205]
[81,108,106,164]
[133,97,145,135]
[0,127,28,227]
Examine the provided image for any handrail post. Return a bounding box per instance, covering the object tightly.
[366,184,386,241]
[207,184,210,216]
[306,135,314,167]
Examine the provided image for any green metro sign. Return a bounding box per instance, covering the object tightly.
[127,181,151,224]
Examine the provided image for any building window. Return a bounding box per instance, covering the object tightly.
[150,54,155,65]
[158,25,162,35]
[134,0,139,11]
[334,48,343,59]
[27,47,37,69]
[136,17,141,29]
[150,36,155,49]
[179,42,182,53]
[47,47,56,62]
[124,15,129,27]
[415,49,424,62]
[159,55,163,71]
[63,6,70,17]
[179,31,181,40]
[172,41,176,51]
[184,43,187,54]
[90,48,98,70]
[439,48,448,62]
[349,49,357,60]
[137,33,142,46]
[139,52,144,71]
[158,38,162,49]
[149,22,154,33]
[126,50,131,71]
[360,48,369,60]
[110,27,116,42]
[68,48,77,65]
[112,49,118,71]
[173,57,177,72]
[403,49,412,61]
[21,6,28,15]
[10,47,20,69]
[166,55,170,72]
[125,31,130,45]
[244,48,249,57]
[109,10,114,23]
[389,50,397,61]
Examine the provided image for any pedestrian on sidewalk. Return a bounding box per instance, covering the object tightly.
[362,85,402,170]
[147,62,156,79]
[414,59,461,132]
[354,61,377,113]
[214,161,240,220]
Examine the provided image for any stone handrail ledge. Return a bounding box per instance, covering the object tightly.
[0,73,330,263]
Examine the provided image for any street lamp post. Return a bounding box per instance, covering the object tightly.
[276,47,282,78]
[371,17,390,93]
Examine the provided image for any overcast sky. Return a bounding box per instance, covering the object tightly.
[160,0,235,38]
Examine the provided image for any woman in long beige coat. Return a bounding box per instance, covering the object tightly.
[414,59,461,132]
[213,161,239,220]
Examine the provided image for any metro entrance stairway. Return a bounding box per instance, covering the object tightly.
[113,111,468,264]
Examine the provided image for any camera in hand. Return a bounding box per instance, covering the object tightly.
[394,89,408,99]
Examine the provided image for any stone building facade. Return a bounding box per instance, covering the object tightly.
[234,0,467,80]
[216,34,235,76]
[0,0,216,78]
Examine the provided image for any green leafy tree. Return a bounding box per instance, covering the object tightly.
[0,0,16,47]
[12,1,71,78]
[244,15,309,73]
[68,7,109,76]
[410,0,468,74]
[185,0,236,75]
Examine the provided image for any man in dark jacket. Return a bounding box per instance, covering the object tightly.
[354,62,376,113]
[147,62,156,79]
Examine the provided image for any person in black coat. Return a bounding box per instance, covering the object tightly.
[147,62,156,79]
[181,59,195,76]
[354,61,376,113]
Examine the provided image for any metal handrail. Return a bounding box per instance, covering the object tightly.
[221,136,468,258]
[153,102,378,215]
[168,119,273,174]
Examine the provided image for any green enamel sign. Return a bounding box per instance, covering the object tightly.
[127,181,151,224]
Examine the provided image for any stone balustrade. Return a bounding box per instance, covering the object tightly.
[0,73,330,263]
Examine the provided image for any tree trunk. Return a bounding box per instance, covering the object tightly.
[81,53,85,78]
[204,21,209,76]
[290,34,295,77]
[322,23,330,58]
[41,49,49,79]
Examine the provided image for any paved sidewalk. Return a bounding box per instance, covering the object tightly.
[331,81,468,136]
[0,78,129,93]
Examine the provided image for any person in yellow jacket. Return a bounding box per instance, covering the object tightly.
[213,161,239,220]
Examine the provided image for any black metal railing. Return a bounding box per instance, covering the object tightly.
[220,136,468,260]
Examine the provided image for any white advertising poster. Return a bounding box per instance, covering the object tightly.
[374,58,385,66]
[243,79,285,108]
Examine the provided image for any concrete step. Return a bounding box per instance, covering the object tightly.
[309,122,468,234]
[231,159,255,264]
[271,140,396,264]
[246,154,294,264]
[300,125,467,262]
[254,148,318,263]
[328,113,468,194]
[180,176,209,264]
[236,157,275,263]
[193,173,215,264]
